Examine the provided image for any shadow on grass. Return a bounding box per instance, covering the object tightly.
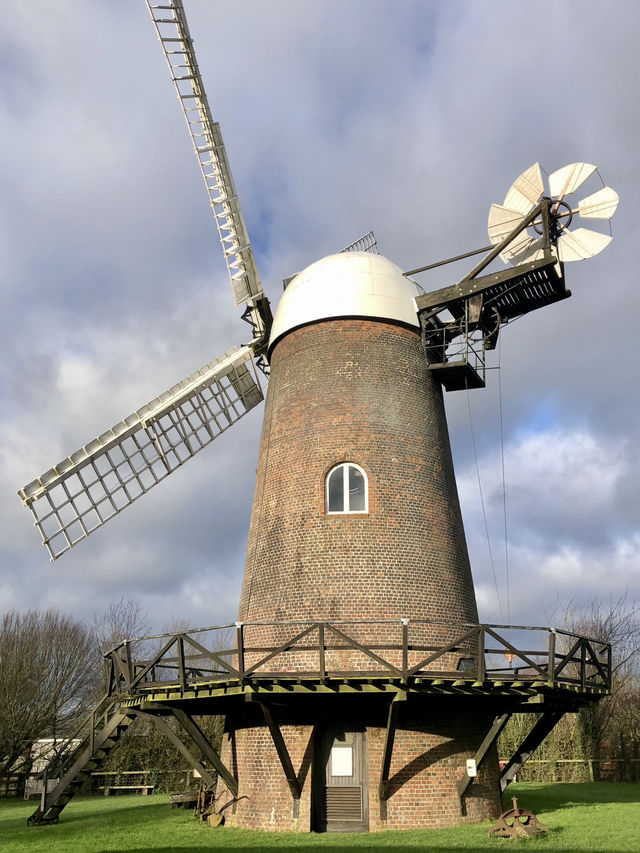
[507,781,640,812]
[94,849,638,853]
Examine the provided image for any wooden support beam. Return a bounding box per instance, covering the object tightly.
[500,710,564,792]
[144,712,216,789]
[242,624,317,677]
[457,712,511,801]
[177,635,186,692]
[379,692,406,801]
[171,708,239,797]
[407,626,479,676]
[255,699,301,802]
[325,624,403,676]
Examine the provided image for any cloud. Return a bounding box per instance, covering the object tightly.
[457,425,640,623]
[1,0,638,636]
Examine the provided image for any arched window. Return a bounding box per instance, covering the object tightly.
[326,463,368,514]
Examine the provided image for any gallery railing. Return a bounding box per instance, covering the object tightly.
[104,620,612,697]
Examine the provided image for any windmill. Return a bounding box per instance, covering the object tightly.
[22,0,616,834]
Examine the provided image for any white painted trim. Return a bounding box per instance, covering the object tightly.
[325,462,369,515]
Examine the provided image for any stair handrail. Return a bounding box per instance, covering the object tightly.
[30,692,117,783]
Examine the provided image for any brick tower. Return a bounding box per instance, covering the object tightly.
[220,252,502,831]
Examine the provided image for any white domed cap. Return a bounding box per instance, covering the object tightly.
[269,252,420,353]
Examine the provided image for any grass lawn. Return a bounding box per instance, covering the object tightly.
[1,783,638,853]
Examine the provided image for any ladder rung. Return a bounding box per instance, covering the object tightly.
[212,195,239,204]
[154,18,179,23]
[161,38,188,43]
[180,94,199,100]
[172,75,195,81]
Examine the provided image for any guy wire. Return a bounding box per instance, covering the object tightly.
[465,382,504,620]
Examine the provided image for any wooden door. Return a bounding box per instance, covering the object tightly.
[313,725,368,832]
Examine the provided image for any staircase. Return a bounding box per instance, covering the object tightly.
[27,700,137,826]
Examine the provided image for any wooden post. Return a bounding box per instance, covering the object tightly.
[89,708,95,758]
[258,701,301,802]
[401,619,409,679]
[171,708,239,796]
[500,710,564,792]
[235,622,245,676]
[177,635,186,692]
[318,623,326,682]
[548,630,556,686]
[146,713,217,790]
[379,697,403,801]
[123,640,133,689]
[477,627,486,682]
[457,712,511,801]
[40,768,48,815]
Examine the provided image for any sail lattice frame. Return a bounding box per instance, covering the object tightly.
[19,347,263,560]
[146,0,264,308]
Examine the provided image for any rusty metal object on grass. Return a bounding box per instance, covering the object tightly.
[192,782,246,827]
[488,797,549,839]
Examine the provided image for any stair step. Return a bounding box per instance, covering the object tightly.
[27,704,137,827]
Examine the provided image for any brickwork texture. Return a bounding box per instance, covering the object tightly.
[240,319,477,631]
[223,315,498,831]
[219,697,502,831]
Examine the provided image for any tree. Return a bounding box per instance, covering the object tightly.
[89,597,150,700]
[560,594,640,777]
[0,610,92,778]
[91,597,150,655]
[498,594,640,782]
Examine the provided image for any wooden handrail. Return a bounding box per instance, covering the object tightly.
[103,620,611,697]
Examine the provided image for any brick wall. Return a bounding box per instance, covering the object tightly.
[219,696,502,831]
[240,319,477,640]
[221,315,493,831]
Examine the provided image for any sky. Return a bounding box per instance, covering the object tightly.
[1,0,638,638]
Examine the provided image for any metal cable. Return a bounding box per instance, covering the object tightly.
[465,382,504,620]
[497,337,510,623]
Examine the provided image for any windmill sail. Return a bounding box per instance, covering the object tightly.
[146,2,264,309]
[19,346,263,561]
[488,162,617,265]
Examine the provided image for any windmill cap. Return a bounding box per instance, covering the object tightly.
[268,251,420,354]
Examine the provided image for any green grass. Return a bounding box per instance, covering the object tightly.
[1,784,638,853]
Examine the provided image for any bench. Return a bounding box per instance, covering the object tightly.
[170,791,199,808]
[24,778,58,800]
[102,785,154,796]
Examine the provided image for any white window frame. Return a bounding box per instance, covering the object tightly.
[325,463,368,515]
